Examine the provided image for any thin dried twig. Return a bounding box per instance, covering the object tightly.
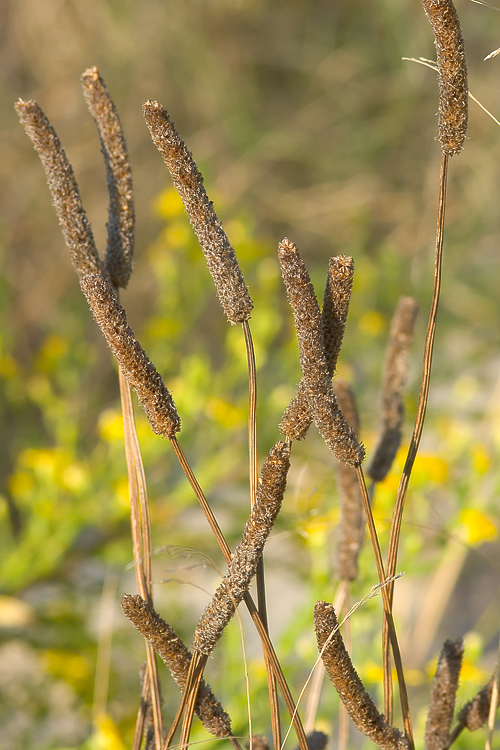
[168,438,309,750]
[120,371,163,750]
[314,601,410,750]
[143,100,253,325]
[424,638,464,750]
[14,99,102,281]
[368,297,418,484]
[81,273,180,439]
[278,239,364,467]
[81,67,134,288]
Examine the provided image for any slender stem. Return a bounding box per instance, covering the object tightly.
[356,466,414,749]
[242,319,282,750]
[168,436,308,750]
[119,369,163,750]
[380,151,448,736]
[386,152,449,601]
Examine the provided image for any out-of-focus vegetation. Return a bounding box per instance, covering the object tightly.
[1,1,500,748]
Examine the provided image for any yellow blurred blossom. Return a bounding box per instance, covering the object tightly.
[35,333,68,373]
[98,409,124,442]
[154,186,184,218]
[162,221,191,248]
[206,396,245,429]
[41,648,91,689]
[359,310,385,337]
[92,714,127,750]
[459,508,498,546]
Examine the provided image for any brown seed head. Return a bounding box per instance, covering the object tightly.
[421,0,468,155]
[121,594,231,738]
[143,100,253,324]
[81,67,135,288]
[193,441,290,655]
[81,274,180,438]
[15,98,102,280]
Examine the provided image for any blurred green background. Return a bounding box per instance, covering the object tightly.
[1,0,500,747]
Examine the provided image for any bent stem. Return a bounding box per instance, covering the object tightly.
[356,465,414,750]
[168,436,308,750]
[382,152,449,721]
[243,319,282,750]
[119,368,163,750]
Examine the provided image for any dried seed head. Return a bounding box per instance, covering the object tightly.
[15,98,102,280]
[314,602,410,750]
[456,675,498,732]
[421,0,468,155]
[81,274,180,438]
[194,441,290,655]
[280,254,355,441]
[279,382,315,441]
[143,100,253,324]
[334,379,364,581]
[368,297,418,483]
[121,594,231,738]
[278,239,364,466]
[425,638,464,750]
[81,67,135,288]
[322,255,355,378]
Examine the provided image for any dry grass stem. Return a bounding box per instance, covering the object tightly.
[424,638,463,750]
[278,239,364,466]
[280,255,354,441]
[169,439,308,750]
[421,0,468,155]
[81,67,134,288]
[193,441,290,656]
[143,100,253,324]
[81,273,180,438]
[314,601,410,750]
[368,297,418,483]
[14,99,102,281]
[121,594,232,739]
[334,379,364,581]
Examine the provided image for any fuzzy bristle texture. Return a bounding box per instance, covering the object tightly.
[280,255,354,441]
[322,255,355,376]
[15,99,102,280]
[81,67,134,288]
[121,594,231,738]
[421,0,468,155]
[81,274,180,438]
[456,674,499,732]
[334,379,364,581]
[424,638,464,750]
[278,239,364,466]
[193,441,290,656]
[368,296,418,483]
[143,100,253,324]
[314,602,410,750]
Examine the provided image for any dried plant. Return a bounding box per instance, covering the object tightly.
[14,0,499,749]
